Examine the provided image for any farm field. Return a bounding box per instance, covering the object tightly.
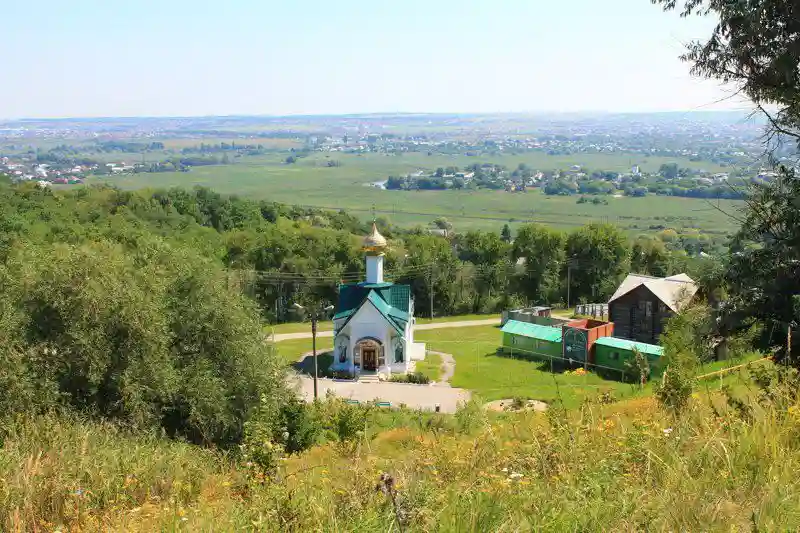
[87,151,743,234]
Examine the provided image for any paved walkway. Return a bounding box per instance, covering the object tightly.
[289,374,471,413]
[272,318,499,342]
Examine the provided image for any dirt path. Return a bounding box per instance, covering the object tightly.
[272,317,499,342]
[427,350,456,387]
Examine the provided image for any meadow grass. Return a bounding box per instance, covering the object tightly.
[4,378,800,531]
[86,151,742,233]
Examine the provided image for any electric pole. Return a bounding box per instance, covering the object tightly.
[429,264,434,319]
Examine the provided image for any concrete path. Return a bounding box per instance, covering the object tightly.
[288,374,471,413]
[272,318,499,342]
[428,350,456,387]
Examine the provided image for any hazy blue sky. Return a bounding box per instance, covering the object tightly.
[1,0,748,118]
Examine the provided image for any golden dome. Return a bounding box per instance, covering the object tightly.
[363,222,387,252]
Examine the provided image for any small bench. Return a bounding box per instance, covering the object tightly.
[345,399,360,405]
[375,401,391,408]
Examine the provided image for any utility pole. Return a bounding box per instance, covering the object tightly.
[292,302,334,400]
[567,263,571,310]
[429,264,434,319]
[312,317,318,399]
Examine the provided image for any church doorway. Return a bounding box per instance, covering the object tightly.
[362,347,377,371]
[356,338,382,372]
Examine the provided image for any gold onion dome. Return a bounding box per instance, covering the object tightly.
[363,222,387,252]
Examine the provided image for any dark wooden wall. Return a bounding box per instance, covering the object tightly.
[609,285,673,345]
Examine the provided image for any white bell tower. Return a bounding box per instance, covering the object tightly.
[362,222,387,284]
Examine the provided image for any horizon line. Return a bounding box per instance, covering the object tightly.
[0,108,758,123]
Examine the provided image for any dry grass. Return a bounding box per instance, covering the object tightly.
[3,382,800,531]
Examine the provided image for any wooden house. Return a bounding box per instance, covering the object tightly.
[608,273,698,345]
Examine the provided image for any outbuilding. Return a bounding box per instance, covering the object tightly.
[594,336,664,378]
[500,320,563,360]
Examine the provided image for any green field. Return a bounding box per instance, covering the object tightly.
[87,151,743,234]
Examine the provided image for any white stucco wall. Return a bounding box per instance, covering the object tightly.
[366,255,384,284]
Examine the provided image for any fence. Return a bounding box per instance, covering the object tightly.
[574,303,608,319]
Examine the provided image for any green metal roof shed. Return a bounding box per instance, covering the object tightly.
[501,320,564,360]
[594,336,665,378]
[500,320,563,342]
[594,337,664,356]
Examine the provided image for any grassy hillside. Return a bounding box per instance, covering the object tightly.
[3,371,798,531]
[87,151,742,233]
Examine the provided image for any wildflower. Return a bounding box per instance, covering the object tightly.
[662,428,673,436]
[501,467,508,473]
[221,481,231,487]
[181,517,188,522]
[509,472,523,480]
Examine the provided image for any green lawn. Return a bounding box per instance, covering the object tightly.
[86,151,742,234]
[415,325,759,408]
[272,338,319,365]
[273,323,760,407]
[415,325,644,408]
[414,351,442,381]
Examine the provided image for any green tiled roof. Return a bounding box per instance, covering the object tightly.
[332,308,356,321]
[595,337,664,357]
[334,281,411,335]
[337,282,410,315]
[501,320,562,343]
[365,291,408,334]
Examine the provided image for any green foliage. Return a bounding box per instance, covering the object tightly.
[512,223,565,304]
[654,366,694,414]
[454,397,488,434]
[657,0,800,148]
[625,347,650,388]
[389,371,431,384]
[653,306,712,413]
[722,168,800,363]
[565,223,630,302]
[0,239,286,446]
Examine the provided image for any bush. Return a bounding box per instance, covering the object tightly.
[330,370,355,380]
[454,397,487,434]
[0,240,287,447]
[389,372,431,384]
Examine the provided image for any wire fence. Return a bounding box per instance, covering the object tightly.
[418,337,770,395]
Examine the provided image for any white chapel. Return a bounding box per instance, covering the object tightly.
[330,223,426,377]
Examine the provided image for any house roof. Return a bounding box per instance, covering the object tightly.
[608,273,698,312]
[501,320,563,343]
[595,336,664,357]
[334,282,411,336]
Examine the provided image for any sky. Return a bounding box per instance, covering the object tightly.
[0,0,750,118]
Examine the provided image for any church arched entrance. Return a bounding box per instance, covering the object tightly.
[355,337,383,371]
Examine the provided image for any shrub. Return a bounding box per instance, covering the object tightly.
[654,366,693,414]
[330,370,355,380]
[454,397,487,434]
[313,397,370,443]
[0,240,287,447]
[389,372,431,384]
